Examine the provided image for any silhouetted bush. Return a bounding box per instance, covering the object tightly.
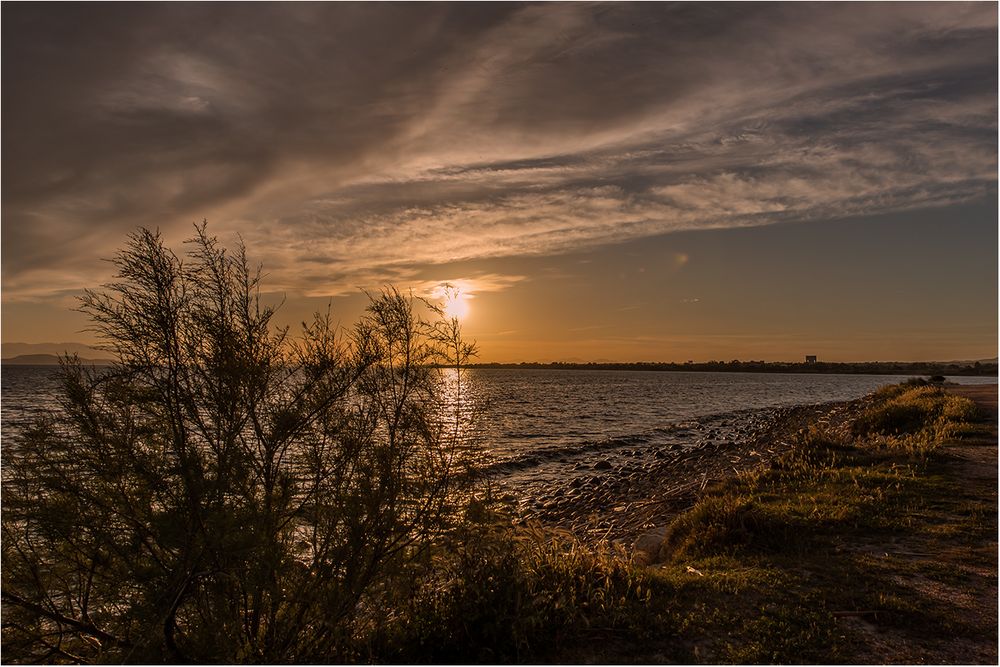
[2,224,477,663]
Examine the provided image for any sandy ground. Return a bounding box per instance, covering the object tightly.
[561,383,999,663]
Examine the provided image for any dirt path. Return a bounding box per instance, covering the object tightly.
[841,384,998,664]
[943,384,997,483]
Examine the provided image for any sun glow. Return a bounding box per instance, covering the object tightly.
[442,290,470,321]
[431,283,471,321]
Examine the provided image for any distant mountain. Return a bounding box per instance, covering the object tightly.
[2,342,105,358]
[2,354,115,366]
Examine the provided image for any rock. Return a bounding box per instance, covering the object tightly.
[594,459,613,470]
[633,526,669,566]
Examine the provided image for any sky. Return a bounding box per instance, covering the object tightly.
[2,2,997,362]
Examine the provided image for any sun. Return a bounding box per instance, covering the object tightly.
[433,283,470,321]
[442,291,470,321]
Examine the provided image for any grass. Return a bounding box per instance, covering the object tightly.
[364,523,663,663]
[355,383,995,663]
[640,384,996,663]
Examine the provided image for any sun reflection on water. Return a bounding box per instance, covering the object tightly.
[432,366,493,467]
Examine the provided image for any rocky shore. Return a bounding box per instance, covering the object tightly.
[496,396,873,545]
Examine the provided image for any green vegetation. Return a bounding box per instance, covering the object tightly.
[364,383,994,663]
[368,523,655,663]
[852,383,983,448]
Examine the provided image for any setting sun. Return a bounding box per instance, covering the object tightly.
[442,290,470,321]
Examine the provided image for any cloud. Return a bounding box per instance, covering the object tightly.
[3,3,996,301]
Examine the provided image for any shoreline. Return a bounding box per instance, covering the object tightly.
[501,394,877,544]
[501,381,996,552]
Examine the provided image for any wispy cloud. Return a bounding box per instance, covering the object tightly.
[3,3,996,301]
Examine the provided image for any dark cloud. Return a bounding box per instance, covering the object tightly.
[3,2,996,300]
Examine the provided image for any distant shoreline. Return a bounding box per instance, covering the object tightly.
[7,354,996,377]
[1,354,115,366]
[466,360,998,376]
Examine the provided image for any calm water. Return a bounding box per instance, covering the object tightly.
[3,365,995,465]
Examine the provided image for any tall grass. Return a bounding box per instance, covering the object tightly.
[852,385,981,452]
[368,522,655,662]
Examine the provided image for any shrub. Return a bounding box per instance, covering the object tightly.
[770,427,849,475]
[657,428,859,562]
[1,225,478,663]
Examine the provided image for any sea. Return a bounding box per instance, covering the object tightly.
[3,364,994,469]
